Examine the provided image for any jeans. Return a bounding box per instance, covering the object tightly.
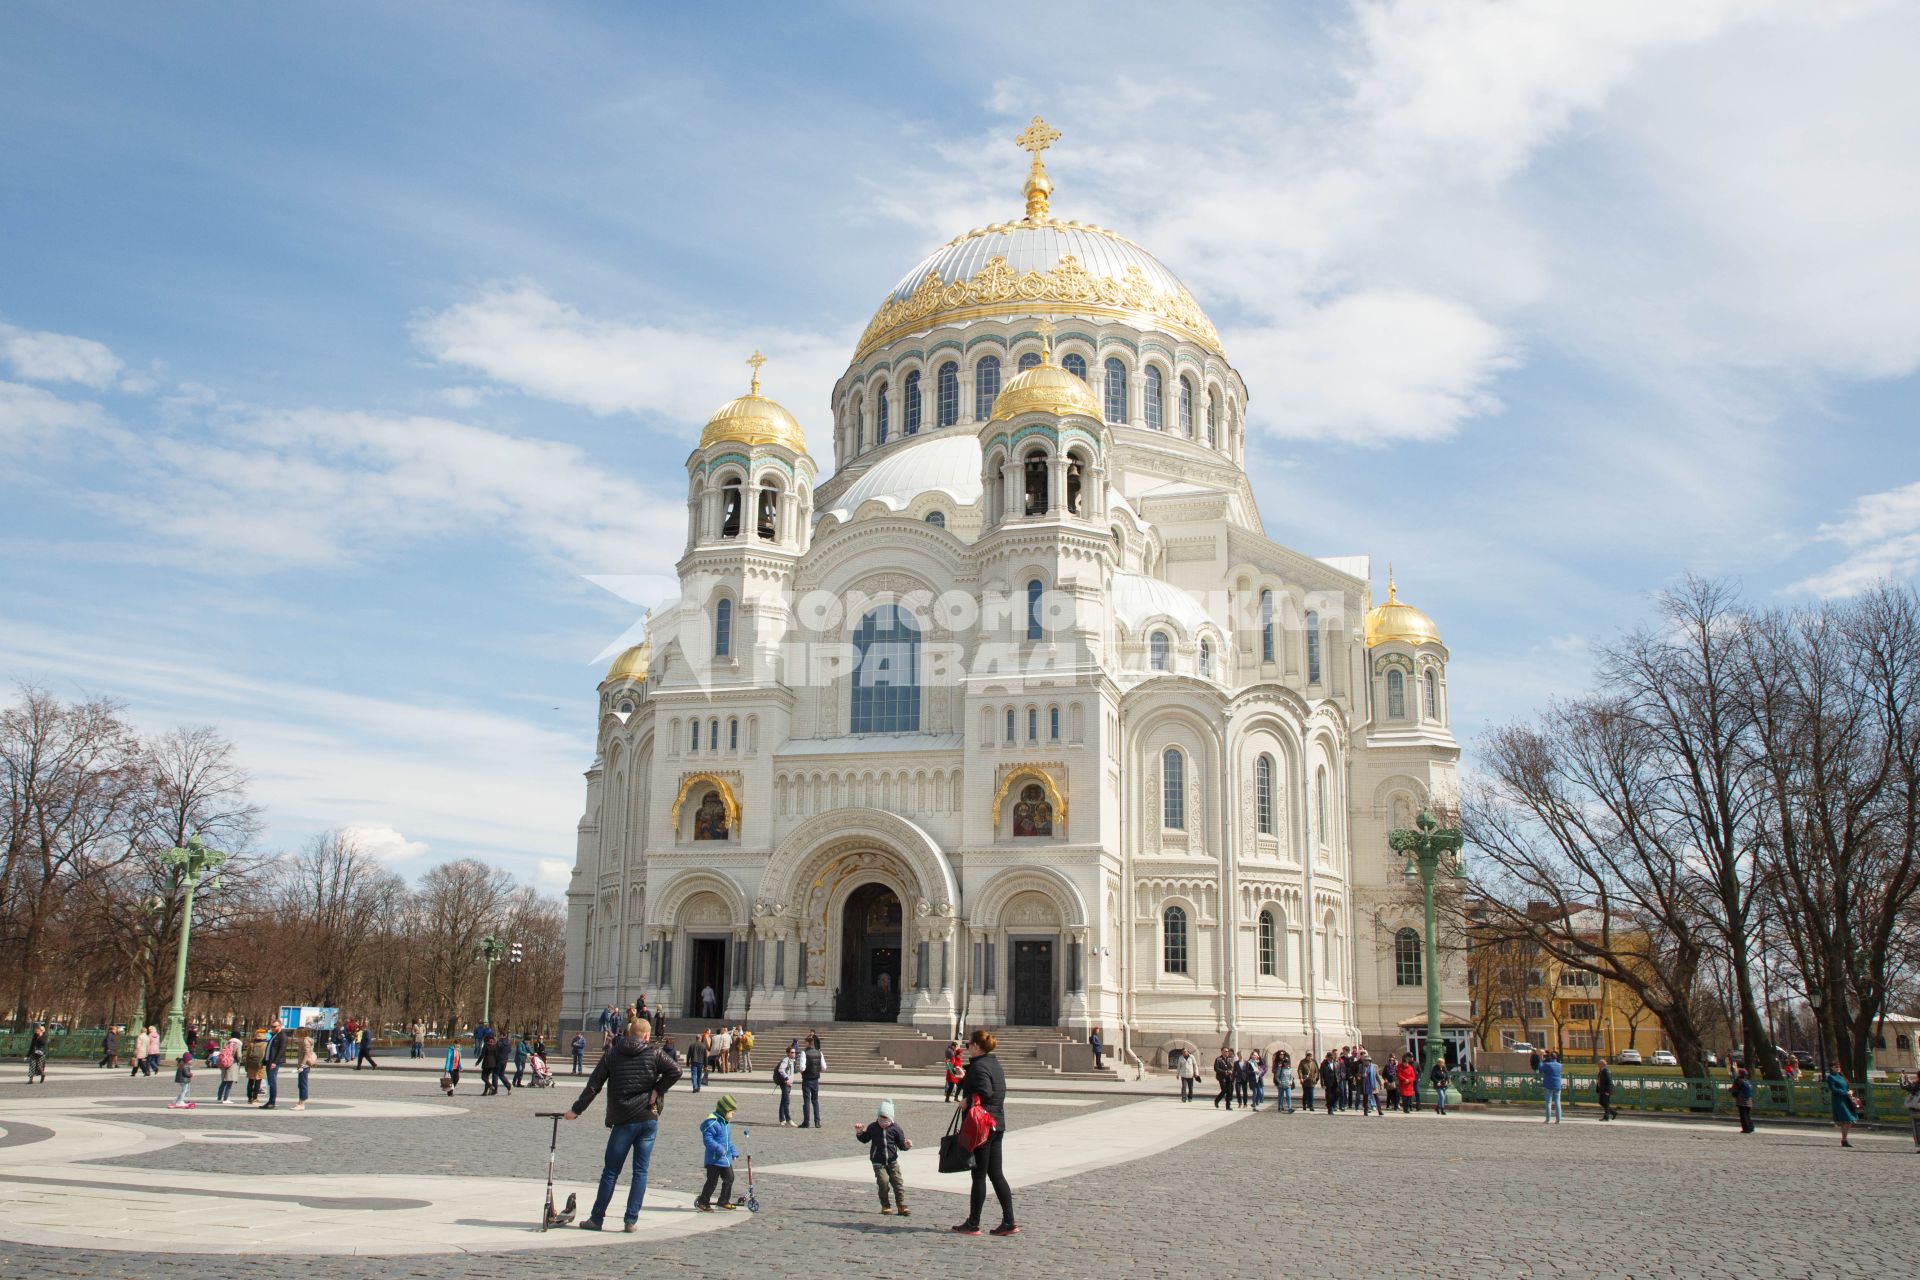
[411,1042,423,1059]
[266,1064,280,1105]
[689,1063,703,1092]
[696,1165,734,1208]
[1324,1084,1338,1115]
[1180,1077,1194,1101]
[514,1060,526,1087]
[777,1081,792,1123]
[216,1079,233,1102]
[298,1067,310,1102]
[801,1078,821,1126]
[1276,1080,1293,1112]
[590,1119,659,1225]
[967,1126,1013,1228]
[174,1081,192,1104]
[573,1050,584,1075]
[1302,1081,1314,1111]
[1543,1088,1562,1122]
[1252,1079,1265,1109]
[1214,1079,1232,1108]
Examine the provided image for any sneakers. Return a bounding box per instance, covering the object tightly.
[623,1221,637,1233]
[990,1223,1020,1236]
[951,1223,981,1235]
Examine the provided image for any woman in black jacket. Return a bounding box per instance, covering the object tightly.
[953,1029,1016,1237]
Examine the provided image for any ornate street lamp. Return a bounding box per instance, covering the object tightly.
[477,935,506,1027]
[1391,808,1465,1097]
[157,836,226,1059]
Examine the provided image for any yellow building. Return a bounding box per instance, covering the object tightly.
[1468,904,1666,1061]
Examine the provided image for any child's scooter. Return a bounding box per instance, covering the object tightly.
[535,1111,578,1230]
[737,1127,761,1212]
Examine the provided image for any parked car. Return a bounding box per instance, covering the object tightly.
[1509,1042,1536,1055]
[1793,1050,1817,1071]
[1650,1049,1678,1067]
[1616,1049,1644,1065]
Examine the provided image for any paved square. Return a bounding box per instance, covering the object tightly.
[2,1063,1916,1277]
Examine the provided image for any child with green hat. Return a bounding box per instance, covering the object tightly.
[695,1094,741,1211]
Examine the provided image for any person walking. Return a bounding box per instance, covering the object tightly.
[1360,1054,1380,1117]
[294,1029,317,1111]
[1539,1050,1564,1124]
[569,1032,585,1075]
[261,1019,286,1109]
[1826,1061,1862,1148]
[1397,1057,1417,1115]
[855,1098,912,1216]
[215,1031,240,1103]
[513,1034,530,1088]
[128,1026,145,1077]
[167,1045,196,1108]
[564,1017,682,1232]
[441,1042,463,1095]
[775,1045,798,1125]
[1234,1051,1253,1109]
[410,1020,425,1059]
[799,1034,826,1128]
[25,1024,48,1083]
[482,1028,512,1095]
[700,983,717,1018]
[242,1029,265,1102]
[1251,1050,1267,1110]
[688,1032,708,1094]
[1089,1026,1104,1072]
[1595,1062,1615,1121]
[953,1029,1016,1237]
[694,1095,742,1212]
[356,1024,377,1071]
[1731,1065,1755,1134]
[944,1042,965,1103]
[1173,1048,1196,1102]
[1273,1050,1294,1113]
[99,1025,119,1070]
[1429,1056,1451,1116]
[739,1026,754,1073]
[1212,1047,1234,1110]
[1319,1053,1339,1116]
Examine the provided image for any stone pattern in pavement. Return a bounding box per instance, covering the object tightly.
[3,1066,1918,1277]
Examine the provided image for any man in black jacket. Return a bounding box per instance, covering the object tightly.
[565,1020,682,1232]
[262,1020,286,1109]
[1212,1049,1234,1109]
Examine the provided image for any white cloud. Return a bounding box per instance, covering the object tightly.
[412,282,850,432]
[0,322,124,390]
[0,380,112,455]
[342,823,430,863]
[536,858,572,892]
[1793,481,1920,597]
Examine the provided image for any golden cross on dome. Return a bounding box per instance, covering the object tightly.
[1035,316,1055,361]
[1015,115,1061,224]
[746,349,767,395]
[1015,115,1061,158]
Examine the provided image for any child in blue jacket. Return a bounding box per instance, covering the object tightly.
[695,1095,740,1211]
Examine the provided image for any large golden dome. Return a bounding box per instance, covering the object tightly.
[1365,573,1443,648]
[602,640,650,685]
[990,339,1102,423]
[698,351,805,453]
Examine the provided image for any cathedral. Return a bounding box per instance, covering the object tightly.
[561,120,1467,1067]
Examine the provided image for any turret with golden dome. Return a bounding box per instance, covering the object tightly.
[698,351,806,454]
[1365,569,1443,648]
[989,319,1102,423]
[602,639,650,686]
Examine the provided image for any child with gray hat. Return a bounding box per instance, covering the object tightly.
[853,1098,913,1215]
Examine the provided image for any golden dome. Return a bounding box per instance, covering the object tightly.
[697,351,806,453]
[603,640,650,685]
[1365,572,1442,648]
[990,333,1103,423]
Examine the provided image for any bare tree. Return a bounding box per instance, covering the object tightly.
[415,858,514,1030]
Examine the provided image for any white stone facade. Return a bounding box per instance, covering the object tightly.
[562,159,1465,1063]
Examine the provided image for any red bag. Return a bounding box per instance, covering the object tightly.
[960,1093,995,1151]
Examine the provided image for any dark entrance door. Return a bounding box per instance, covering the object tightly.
[690,938,726,1018]
[836,883,903,1022]
[1011,940,1055,1027]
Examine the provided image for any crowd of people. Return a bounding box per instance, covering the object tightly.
[1168,1043,1452,1117]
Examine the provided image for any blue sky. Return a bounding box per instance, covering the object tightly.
[3,1,1917,888]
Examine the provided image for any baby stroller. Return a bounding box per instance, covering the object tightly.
[528,1052,556,1088]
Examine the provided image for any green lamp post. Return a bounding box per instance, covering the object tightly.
[478,935,506,1027]
[157,836,226,1060]
[1390,808,1466,1100]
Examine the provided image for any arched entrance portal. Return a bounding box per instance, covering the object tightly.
[836,883,903,1022]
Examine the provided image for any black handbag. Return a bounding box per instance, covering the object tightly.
[936,1100,972,1173]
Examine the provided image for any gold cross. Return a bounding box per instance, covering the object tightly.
[1035,317,1055,360]
[746,349,767,395]
[1015,116,1061,158]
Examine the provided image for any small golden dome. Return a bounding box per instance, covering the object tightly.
[603,640,650,685]
[989,328,1103,423]
[698,351,806,453]
[1365,571,1442,648]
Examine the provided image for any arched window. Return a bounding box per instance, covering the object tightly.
[1179,375,1194,435]
[728,717,739,750]
[1150,631,1170,671]
[937,361,959,427]
[1395,928,1422,987]
[924,510,946,528]
[1255,753,1274,834]
[1199,639,1213,677]
[1206,389,1219,446]
[1005,707,1015,742]
[720,477,743,538]
[974,355,1001,420]
[1162,905,1189,974]
[1027,707,1038,741]
[1024,449,1048,515]
[904,370,922,434]
[1387,668,1406,718]
[875,382,890,443]
[1260,589,1275,663]
[1306,610,1322,684]
[1103,357,1127,423]
[1313,765,1328,845]
[1026,579,1044,640]
[690,720,700,752]
[850,605,920,734]
[1321,910,1338,984]
[1259,910,1278,977]
[709,718,719,751]
[1424,668,1439,719]
[853,399,864,452]
[1065,453,1084,514]
[1017,350,1041,371]
[1049,706,1060,740]
[1144,366,1164,430]
[757,482,778,540]
[1162,747,1186,829]
[714,597,733,657]
[1062,352,1087,381]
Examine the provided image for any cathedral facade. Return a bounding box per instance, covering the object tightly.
[561,122,1466,1065]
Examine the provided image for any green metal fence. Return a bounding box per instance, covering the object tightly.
[0,1028,118,1059]
[1456,1069,1908,1123]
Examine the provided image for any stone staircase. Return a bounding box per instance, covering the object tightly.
[972,1026,1126,1082]
[653,1018,1127,1083]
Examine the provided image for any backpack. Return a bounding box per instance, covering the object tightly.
[218,1042,235,1069]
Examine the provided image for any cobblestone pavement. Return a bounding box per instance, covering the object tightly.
[3,1065,1917,1277]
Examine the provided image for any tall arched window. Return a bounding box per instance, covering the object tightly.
[1306,610,1322,684]
[1023,449,1048,515]
[1144,366,1164,430]
[1162,905,1189,974]
[1062,352,1087,381]
[728,717,739,750]
[1026,579,1044,640]
[1162,747,1186,829]
[1150,631,1170,671]
[1313,765,1328,846]
[974,355,1001,420]
[1199,639,1213,677]
[904,370,922,434]
[1005,708,1015,742]
[690,720,700,752]
[1395,928,1422,986]
[1049,706,1060,740]
[714,597,732,657]
[1017,350,1041,371]
[1103,358,1127,423]
[1260,589,1275,663]
[853,398,864,452]
[875,382,890,443]
[1255,753,1274,834]
[1258,910,1278,976]
[1321,910,1338,985]
[850,605,920,734]
[720,477,743,538]
[1027,707,1038,741]
[1179,375,1195,435]
[1206,389,1219,446]
[937,361,959,427]
[1387,668,1406,718]
[1424,668,1439,720]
